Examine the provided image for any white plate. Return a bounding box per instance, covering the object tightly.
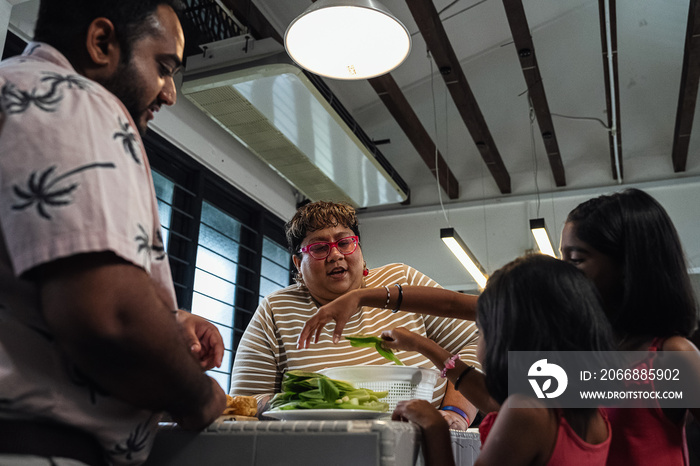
[262,409,389,421]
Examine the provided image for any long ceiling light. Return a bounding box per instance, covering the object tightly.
[529,218,557,257]
[440,228,488,289]
[284,0,411,80]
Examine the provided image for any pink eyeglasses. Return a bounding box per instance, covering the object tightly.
[299,236,359,260]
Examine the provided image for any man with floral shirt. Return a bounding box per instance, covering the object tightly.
[0,1,226,464]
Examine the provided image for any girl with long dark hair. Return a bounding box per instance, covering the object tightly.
[561,188,700,465]
[382,255,616,466]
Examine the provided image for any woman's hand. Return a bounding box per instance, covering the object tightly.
[175,310,224,370]
[297,291,362,348]
[380,327,428,353]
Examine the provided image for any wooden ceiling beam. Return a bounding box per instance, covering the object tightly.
[502,0,566,187]
[405,0,511,194]
[597,0,623,180]
[672,0,700,172]
[369,74,459,199]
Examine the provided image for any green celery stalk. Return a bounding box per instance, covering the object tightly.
[273,370,390,412]
[318,377,340,403]
[336,401,389,411]
[346,334,403,365]
[286,370,326,379]
[298,389,325,400]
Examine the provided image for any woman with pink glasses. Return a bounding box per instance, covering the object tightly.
[229,200,480,428]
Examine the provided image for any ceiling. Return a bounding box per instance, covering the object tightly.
[6,0,700,291]
[7,0,700,215]
[195,0,700,213]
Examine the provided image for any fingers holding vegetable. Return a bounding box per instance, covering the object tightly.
[381,327,426,353]
[346,334,403,365]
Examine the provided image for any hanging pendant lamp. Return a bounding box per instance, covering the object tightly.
[284,0,412,80]
[529,218,557,258]
[440,228,489,289]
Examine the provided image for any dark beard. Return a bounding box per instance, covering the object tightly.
[98,59,149,136]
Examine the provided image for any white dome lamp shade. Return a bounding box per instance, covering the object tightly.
[284,0,412,80]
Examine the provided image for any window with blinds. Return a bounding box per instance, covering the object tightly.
[260,237,292,303]
[146,132,292,392]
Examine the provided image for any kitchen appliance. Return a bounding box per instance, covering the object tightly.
[145,417,481,466]
[145,417,420,466]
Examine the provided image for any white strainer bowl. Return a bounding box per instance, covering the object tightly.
[319,365,439,412]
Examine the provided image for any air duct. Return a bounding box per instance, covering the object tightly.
[181,36,409,208]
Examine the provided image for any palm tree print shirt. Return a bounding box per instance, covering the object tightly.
[0,43,176,465]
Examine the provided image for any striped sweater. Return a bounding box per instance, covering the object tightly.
[229,263,480,407]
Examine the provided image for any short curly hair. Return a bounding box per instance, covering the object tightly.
[285,201,361,256]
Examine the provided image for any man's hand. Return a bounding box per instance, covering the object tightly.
[175,310,224,370]
[172,377,227,431]
[39,252,224,424]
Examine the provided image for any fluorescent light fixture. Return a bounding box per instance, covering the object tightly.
[440,228,488,289]
[284,0,411,80]
[530,218,557,257]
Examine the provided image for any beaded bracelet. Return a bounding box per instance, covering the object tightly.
[383,285,391,308]
[392,283,403,313]
[440,353,460,378]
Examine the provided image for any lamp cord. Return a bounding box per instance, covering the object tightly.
[551,113,610,130]
[410,0,490,37]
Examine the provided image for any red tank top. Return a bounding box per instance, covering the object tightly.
[602,338,689,465]
[479,408,611,465]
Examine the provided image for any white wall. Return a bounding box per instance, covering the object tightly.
[4,0,36,41]
[358,178,700,293]
[0,1,12,53]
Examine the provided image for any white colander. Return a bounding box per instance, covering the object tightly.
[319,365,439,412]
